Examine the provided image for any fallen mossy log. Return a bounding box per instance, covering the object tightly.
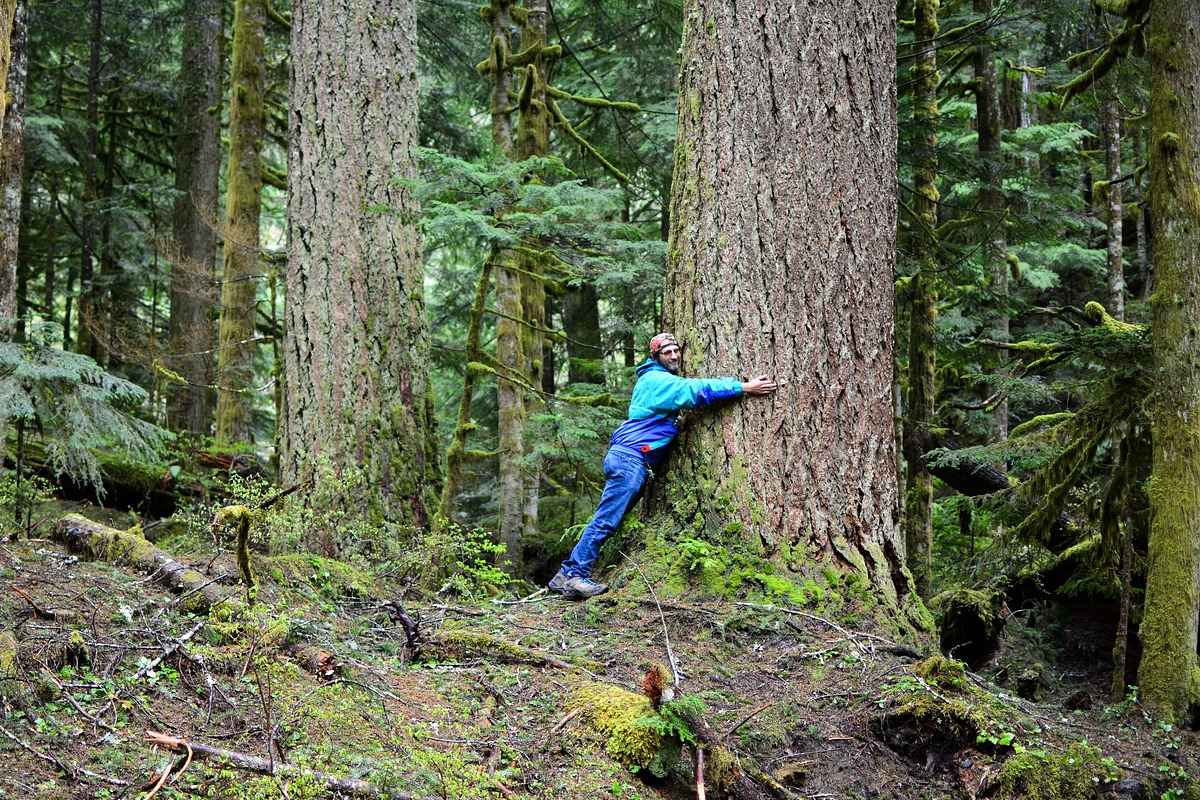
[144,730,400,798]
[53,514,238,615]
[8,439,179,516]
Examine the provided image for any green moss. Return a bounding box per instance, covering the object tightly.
[567,682,680,777]
[1010,412,1076,438]
[266,554,374,599]
[992,741,1109,800]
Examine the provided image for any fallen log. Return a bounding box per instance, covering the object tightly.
[52,514,238,615]
[144,730,399,798]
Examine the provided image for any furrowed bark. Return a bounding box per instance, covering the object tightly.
[215,0,266,444]
[661,0,926,633]
[283,0,438,538]
[1138,0,1200,723]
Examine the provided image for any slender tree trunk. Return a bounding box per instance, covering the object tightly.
[215,0,265,444]
[1139,0,1200,723]
[97,96,119,366]
[661,0,924,630]
[0,1,14,136]
[1102,98,1124,320]
[283,0,437,540]
[903,0,940,600]
[76,0,103,358]
[974,0,1007,441]
[168,0,223,435]
[513,0,552,561]
[0,0,25,338]
[1137,125,1152,302]
[441,259,494,521]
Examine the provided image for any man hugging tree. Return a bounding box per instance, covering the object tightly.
[549,333,778,598]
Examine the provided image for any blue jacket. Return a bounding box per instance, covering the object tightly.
[608,360,743,465]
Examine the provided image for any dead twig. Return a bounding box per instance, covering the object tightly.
[143,730,394,798]
[550,707,581,734]
[724,701,777,740]
[621,551,684,685]
[0,723,129,786]
[132,620,206,684]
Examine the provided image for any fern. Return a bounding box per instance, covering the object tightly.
[0,322,169,494]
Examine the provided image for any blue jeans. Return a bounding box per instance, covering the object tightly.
[560,447,648,578]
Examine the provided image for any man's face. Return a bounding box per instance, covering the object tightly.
[657,344,682,374]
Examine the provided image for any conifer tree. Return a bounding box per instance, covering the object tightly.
[1138,0,1200,723]
[215,0,265,443]
[282,0,438,540]
[660,0,925,630]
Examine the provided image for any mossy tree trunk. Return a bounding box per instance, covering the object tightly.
[0,0,25,338]
[974,0,1007,442]
[282,0,438,539]
[903,0,940,600]
[1138,0,1200,723]
[215,0,265,444]
[511,0,552,565]
[1102,98,1124,320]
[168,0,223,435]
[661,0,923,629]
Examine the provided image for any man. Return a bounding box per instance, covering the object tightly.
[549,333,778,598]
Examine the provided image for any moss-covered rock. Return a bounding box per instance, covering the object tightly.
[567,681,682,777]
[991,741,1110,800]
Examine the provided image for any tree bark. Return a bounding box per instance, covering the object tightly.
[215,0,265,444]
[76,0,103,358]
[1138,0,1200,723]
[0,0,25,338]
[974,0,1007,441]
[661,0,923,629]
[168,0,223,435]
[903,0,940,600]
[283,0,438,539]
[1101,98,1124,320]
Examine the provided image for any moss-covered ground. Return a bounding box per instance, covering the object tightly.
[0,505,1194,799]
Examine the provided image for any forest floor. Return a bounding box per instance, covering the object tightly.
[0,502,1196,800]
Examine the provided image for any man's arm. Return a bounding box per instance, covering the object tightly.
[641,372,776,414]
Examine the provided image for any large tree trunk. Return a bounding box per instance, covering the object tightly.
[1101,98,1124,320]
[0,0,25,338]
[903,0,940,600]
[661,0,923,630]
[168,0,223,435]
[215,0,265,444]
[1138,0,1200,723]
[283,0,438,540]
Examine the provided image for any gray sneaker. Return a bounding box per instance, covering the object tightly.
[548,570,609,599]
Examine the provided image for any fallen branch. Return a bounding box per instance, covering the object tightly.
[132,620,207,684]
[53,514,239,616]
[144,730,396,798]
[622,551,684,684]
[0,723,128,786]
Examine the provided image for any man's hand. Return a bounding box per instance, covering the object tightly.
[742,375,778,396]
